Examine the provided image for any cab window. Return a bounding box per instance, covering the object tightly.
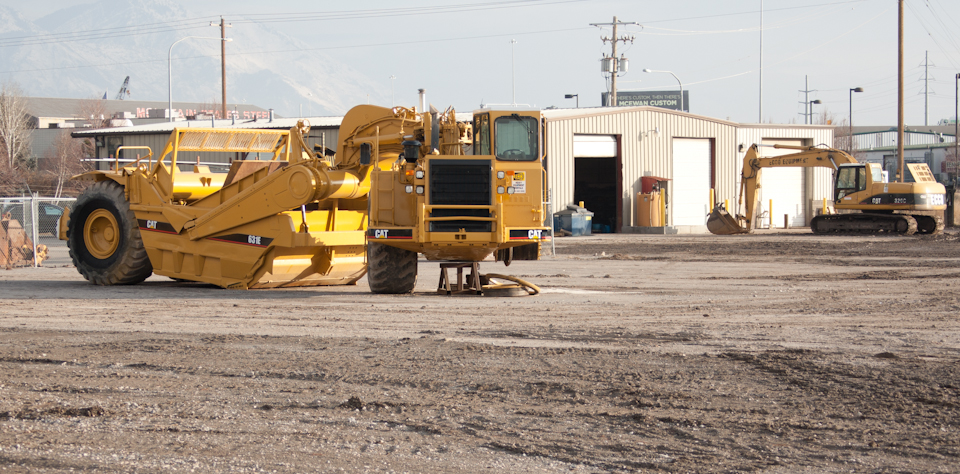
[473,114,490,156]
[494,115,538,161]
[835,166,866,200]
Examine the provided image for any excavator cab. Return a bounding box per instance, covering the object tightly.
[834,164,869,201]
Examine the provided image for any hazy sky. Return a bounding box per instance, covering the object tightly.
[10,0,960,126]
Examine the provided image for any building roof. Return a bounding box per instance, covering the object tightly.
[25,97,270,120]
[540,105,834,129]
[70,116,344,138]
[852,125,957,136]
[858,141,960,152]
[541,105,738,126]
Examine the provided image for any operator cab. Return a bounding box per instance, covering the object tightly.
[473,111,541,162]
[835,163,882,201]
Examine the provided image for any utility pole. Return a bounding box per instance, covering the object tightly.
[898,0,905,182]
[590,16,637,106]
[759,0,764,122]
[799,75,817,124]
[212,17,232,119]
[921,51,935,126]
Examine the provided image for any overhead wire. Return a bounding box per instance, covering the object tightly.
[0,0,584,48]
[231,0,586,24]
[641,2,858,36]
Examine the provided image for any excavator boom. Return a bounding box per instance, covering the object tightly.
[709,144,854,234]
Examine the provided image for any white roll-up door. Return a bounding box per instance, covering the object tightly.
[671,138,711,226]
[758,139,805,227]
[573,135,618,157]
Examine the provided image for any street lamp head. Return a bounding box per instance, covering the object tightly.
[564,94,577,99]
[851,87,864,93]
[642,68,652,73]
[811,99,821,104]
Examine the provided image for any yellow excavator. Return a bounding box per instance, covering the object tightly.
[708,144,946,235]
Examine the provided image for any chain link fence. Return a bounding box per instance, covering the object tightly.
[1,196,76,268]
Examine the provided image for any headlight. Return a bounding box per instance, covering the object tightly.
[507,187,515,195]
[415,185,424,195]
[497,171,505,179]
[405,185,413,193]
[497,186,505,194]
[415,170,424,179]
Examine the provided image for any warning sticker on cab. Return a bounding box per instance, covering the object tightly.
[511,171,526,194]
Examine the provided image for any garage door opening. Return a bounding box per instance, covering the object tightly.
[573,135,622,233]
[574,157,618,233]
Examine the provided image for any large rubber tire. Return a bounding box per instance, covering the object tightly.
[67,180,152,285]
[367,242,417,294]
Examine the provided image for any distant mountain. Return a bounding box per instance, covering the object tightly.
[0,0,386,116]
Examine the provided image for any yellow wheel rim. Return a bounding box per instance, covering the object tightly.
[84,209,120,259]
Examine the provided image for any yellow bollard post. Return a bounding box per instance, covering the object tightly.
[660,192,666,227]
[769,199,774,228]
[709,188,715,211]
[822,198,827,215]
[724,199,730,213]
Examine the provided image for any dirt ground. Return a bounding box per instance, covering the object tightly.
[1,230,959,473]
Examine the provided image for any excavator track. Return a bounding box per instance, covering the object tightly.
[913,213,944,235]
[810,213,917,235]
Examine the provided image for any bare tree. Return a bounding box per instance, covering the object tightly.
[944,146,959,184]
[44,131,88,199]
[198,97,223,119]
[77,97,109,129]
[0,81,31,170]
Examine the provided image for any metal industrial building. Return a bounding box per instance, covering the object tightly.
[71,116,341,170]
[542,106,835,233]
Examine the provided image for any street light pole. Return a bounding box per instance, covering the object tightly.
[643,69,684,112]
[849,87,863,153]
[390,75,396,107]
[510,39,517,106]
[168,36,230,123]
[809,99,821,123]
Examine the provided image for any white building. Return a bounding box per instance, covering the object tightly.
[542,107,835,233]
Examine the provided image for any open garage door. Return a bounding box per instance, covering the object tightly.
[671,138,712,226]
[758,139,805,227]
[574,135,621,232]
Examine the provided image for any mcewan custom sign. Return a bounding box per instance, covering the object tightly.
[601,90,690,112]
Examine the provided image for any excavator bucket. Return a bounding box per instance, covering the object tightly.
[707,204,747,235]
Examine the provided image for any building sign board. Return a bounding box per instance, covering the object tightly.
[601,90,689,112]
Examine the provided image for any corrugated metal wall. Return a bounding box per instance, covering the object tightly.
[855,131,956,150]
[546,108,736,227]
[544,109,836,228]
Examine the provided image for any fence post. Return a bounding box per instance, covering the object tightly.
[31,194,40,267]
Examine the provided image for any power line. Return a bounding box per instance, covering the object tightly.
[0,0,583,48]
[0,26,593,75]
